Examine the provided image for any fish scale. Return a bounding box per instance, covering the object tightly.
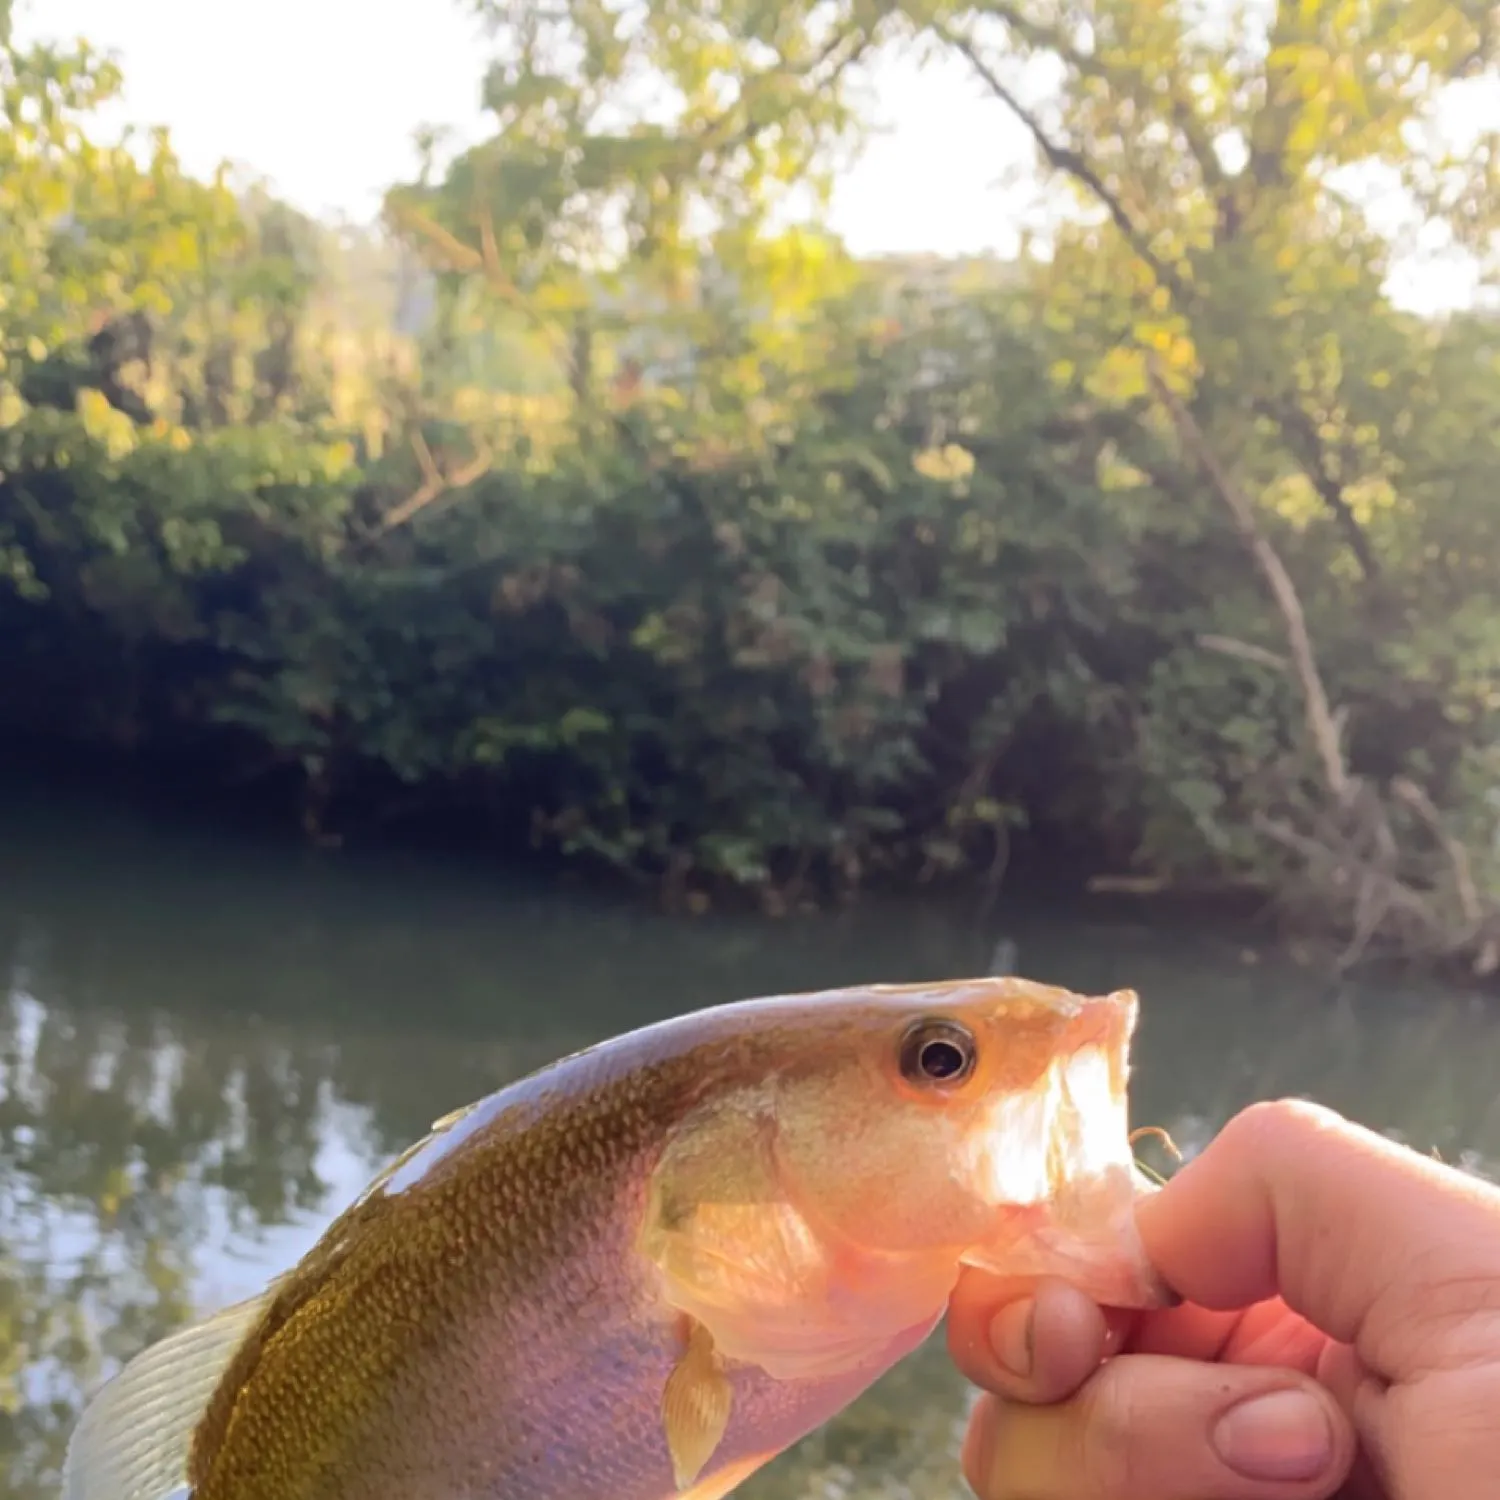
[191,1047,703,1496]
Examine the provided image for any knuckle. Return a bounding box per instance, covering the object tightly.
[963,1390,1103,1500]
[1220,1097,1342,1155]
[1073,1371,1146,1500]
[964,1367,1164,1500]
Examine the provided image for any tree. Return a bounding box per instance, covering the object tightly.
[2,3,1497,976]
[907,0,1500,969]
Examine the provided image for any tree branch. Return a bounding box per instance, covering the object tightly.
[374,433,495,538]
[929,20,1187,299]
[981,3,1232,213]
[695,20,875,162]
[1149,359,1350,804]
[1254,397,1380,580]
[1197,633,1290,672]
[1152,360,1500,979]
[1390,776,1484,937]
[934,4,1382,588]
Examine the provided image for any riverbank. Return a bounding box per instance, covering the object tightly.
[6,21,1497,989]
[0,729,1472,1000]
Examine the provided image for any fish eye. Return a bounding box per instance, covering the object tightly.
[899,1019,977,1088]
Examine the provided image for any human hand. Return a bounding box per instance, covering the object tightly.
[948,1099,1500,1500]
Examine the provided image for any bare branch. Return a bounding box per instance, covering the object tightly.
[410,429,442,490]
[929,20,1187,298]
[1197,633,1289,672]
[1390,775,1483,933]
[1252,814,1430,924]
[375,436,494,538]
[1150,360,1350,804]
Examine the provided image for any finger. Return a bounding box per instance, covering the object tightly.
[1220,1299,1331,1373]
[1126,1300,1245,1360]
[961,1355,1356,1500]
[1137,1098,1500,1375]
[948,1273,1122,1403]
[1128,1297,1329,1371]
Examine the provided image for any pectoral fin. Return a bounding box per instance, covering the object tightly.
[674,1450,776,1500]
[62,1289,273,1500]
[662,1317,734,1492]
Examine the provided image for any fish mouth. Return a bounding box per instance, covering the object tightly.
[958,992,1177,1309]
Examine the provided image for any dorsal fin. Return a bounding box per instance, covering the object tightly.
[62,1288,275,1500]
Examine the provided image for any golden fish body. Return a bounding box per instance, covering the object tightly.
[63,976,1171,1500]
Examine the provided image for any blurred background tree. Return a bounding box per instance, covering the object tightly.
[1,0,1496,975]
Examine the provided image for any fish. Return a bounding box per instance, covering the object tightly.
[62,975,1173,1500]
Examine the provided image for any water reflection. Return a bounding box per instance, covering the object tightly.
[2,785,1498,1499]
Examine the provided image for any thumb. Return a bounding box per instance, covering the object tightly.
[1136,1099,1500,1377]
[963,1355,1356,1500]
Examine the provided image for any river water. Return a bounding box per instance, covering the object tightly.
[3,777,1499,1500]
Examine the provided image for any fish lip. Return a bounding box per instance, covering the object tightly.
[1059,991,1137,1090]
[956,989,1175,1311]
[958,1160,1178,1310]
[1060,989,1137,1047]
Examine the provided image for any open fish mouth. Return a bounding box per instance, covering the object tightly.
[958,997,1177,1309]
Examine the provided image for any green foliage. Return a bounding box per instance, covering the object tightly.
[1,6,1497,968]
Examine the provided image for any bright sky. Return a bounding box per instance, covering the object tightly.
[15,0,1493,316]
